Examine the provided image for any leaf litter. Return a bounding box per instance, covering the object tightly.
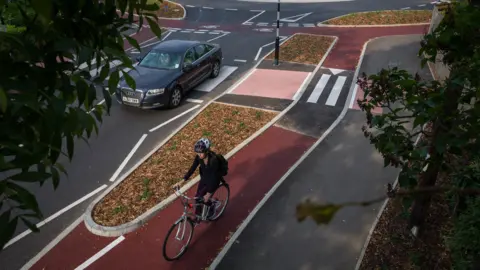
[93,102,277,226]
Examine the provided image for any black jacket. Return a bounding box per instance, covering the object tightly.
[184,151,221,191]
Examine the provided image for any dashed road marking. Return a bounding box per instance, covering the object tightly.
[186,98,204,104]
[234,59,247,63]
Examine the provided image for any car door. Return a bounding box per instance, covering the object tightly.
[180,47,201,90]
[193,44,212,81]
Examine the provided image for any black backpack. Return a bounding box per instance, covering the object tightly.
[215,153,229,176]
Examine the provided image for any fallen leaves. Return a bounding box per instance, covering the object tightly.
[150,0,184,19]
[92,103,277,226]
[265,34,336,65]
[324,10,432,25]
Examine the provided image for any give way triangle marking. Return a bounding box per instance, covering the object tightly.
[329,68,345,75]
[279,12,313,23]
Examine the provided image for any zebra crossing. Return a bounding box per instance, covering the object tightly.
[244,22,317,28]
[301,67,354,107]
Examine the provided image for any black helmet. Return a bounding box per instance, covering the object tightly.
[194,138,210,153]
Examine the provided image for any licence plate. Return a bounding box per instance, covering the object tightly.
[122,96,139,103]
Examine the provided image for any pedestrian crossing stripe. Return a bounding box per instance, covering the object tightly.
[302,68,354,107]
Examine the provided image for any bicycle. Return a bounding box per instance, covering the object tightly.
[162,182,230,261]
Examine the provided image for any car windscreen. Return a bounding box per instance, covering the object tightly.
[138,50,182,70]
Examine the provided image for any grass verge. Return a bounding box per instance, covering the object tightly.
[148,0,185,19]
[265,34,335,65]
[323,10,432,25]
[92,102,278,226]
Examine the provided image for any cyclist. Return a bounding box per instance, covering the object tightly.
[173,138,221,220]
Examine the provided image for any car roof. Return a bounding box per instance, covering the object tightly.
[152,39,203,53]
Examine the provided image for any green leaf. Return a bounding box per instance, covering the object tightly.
[66,134,74,161]
[51,167,60,190]
[10,172,52,182]
[31,0,52,21]
[20,217,39,233]
[296,200,342,225]
[6,182,42,217]
[0,87,7,113]
[0,211,18,250]
[49,132,62,164]
[76,79,88,108]
[122,71,136,90]
[124,35,141,52]
[108,70,120,95]
[102,88,112,115]
[145,16,162,38]
[98,61,111,82]
[55,163,68,177]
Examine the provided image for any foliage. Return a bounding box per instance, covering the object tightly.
[296,0,480,231]
[0,0,163,250]
[448,197,480,270]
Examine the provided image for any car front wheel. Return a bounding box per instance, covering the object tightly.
[169,87,182,108]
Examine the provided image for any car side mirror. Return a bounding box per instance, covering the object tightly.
[183,63,193,71]
[136,56,143,62]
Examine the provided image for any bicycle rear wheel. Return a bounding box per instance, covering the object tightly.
[162,217,194,261]
[208,183,230,221]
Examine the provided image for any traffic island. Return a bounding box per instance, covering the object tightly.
[318,10,432,27]
[264,34,336,65]
[87,102,277,232]
[148,0,186,20]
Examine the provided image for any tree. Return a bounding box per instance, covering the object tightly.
[0,0,163,250]
[296,0,480,233]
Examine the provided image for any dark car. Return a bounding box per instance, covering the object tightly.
[116,39,223,109]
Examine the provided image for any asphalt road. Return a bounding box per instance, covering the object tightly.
[0,28,277,270]
[216,34,433,270]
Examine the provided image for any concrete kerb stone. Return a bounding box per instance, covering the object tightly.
[84,32,338,237]
[317,9,433,28]
[208,35,339,270]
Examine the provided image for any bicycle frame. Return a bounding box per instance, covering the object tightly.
[173,187,211,223]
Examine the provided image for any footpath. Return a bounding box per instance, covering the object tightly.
[23,25,426,270]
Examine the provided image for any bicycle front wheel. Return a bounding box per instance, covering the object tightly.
[162,217,194,261]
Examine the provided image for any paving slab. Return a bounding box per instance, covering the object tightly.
[216,94,293,112]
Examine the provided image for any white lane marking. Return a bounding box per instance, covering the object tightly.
[196,66,238,92]
[325,75,347,106]
[243,22,253,25]
[109,134,148,182]
[181,30,192,33]
[242,10,265,25]
[288,23,300,27]
[186,98,203,103]
[401,7,411,9]
[207,32,230,42]
[186,5,195,7]
[209,31,220,35]
[203,6,214,9]
[225,8,238,11]
[349,84,359,109]
[194,31,206,34]
[307,74,331,103]
[418,4,426,6]
[280,12,312,22]
[257,22,269,26]
[329,68,345,75]
[149,105,201,132]
[234,59,247,63]
[74,236,125,270]
[292,72,313,101]
[254,36,288,61]
[303,23,316,27]
[3,185,108,249]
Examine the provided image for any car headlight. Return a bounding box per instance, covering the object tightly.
[146,88,165,96]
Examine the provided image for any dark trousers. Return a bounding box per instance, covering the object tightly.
[194,178,223,216]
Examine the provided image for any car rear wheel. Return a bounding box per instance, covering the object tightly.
[169,87,182,108]
[210,61,220,78]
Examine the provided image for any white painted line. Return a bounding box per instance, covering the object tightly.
[185,4,195,7]
[250,9,264,12]
[329,67,345,75]
[185,29,195,31]
[257,22,269,26]
[349,84,359,109]
[203,6,214,9]
[186,98,203,104]
[225,8,238,11]
[418,4,426,6]
[303,23,316,27]
[242,10,265,25]
[207,32,230,42]
[254,36,288,61]
[280,12,312,22]
[288,23,300,27]
[325,76,347,106]
[307,74,331,103]
[4,184,108,249]
[194,31,206,34]
[74,236,125,270]
[109,134,148,182]
[234,59,247,63]
[209,32,221,35]
[149,105,201,132]
[292,72,313,100]
[197,29,208,32]
[180,30,192,33]
[401,7,411,9]
[243,22,254,25]
[196,66,238,92]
